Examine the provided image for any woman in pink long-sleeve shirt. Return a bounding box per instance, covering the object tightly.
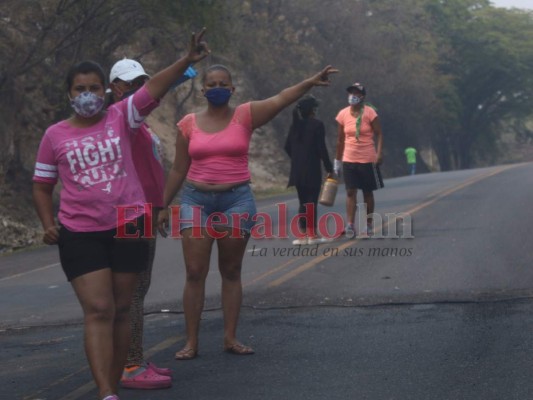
[32,30,209,400]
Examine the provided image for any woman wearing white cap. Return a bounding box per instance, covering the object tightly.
[334,82,384,238]
[108,58,173,390]
[107,56,197,390]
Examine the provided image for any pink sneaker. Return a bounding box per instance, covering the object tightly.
[120,366,172,390]
[146,361,172,377]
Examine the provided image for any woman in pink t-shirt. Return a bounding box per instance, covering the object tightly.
[32,31,209,400]
[334,82,384,238]
[158,64,338,359]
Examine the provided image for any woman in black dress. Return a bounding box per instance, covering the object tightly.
[285,96,333,245]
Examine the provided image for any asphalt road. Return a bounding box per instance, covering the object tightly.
[1,162,533,400]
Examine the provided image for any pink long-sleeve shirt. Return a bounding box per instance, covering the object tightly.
[33,86,160,231]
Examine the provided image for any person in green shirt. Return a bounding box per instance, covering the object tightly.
[404,146,417,175]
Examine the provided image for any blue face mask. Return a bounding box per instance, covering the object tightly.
[204,87,232,106]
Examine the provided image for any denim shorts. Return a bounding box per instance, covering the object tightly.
[174,182,257,236]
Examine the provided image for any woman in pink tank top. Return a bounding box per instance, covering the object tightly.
[158,64,338,359]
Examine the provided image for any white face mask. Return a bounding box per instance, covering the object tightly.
[348,94,362,106]
[70,91,105,118]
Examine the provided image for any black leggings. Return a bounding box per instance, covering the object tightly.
[296,185,321,231]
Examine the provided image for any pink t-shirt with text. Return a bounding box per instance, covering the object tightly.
[33,86,160,231]
[335,105,378,163]
[178,102,253,184]
[131,125,165,208]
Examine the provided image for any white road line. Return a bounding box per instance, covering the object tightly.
[0,262,60,282]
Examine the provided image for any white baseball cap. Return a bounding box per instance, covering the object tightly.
[109,58,150,82]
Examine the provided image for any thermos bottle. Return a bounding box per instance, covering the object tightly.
[319,177,338,206]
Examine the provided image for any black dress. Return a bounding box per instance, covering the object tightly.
[285,117,333,189]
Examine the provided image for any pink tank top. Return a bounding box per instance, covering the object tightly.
[178,102,253,184]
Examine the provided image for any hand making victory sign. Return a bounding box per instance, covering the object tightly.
[145,28,210,100]
[188,27,210,62]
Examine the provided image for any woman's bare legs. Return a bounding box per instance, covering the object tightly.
[362,190,375,226]
[346,188,358,226]
[71,269,138,398]
[216,232,250,351]
[176,228,214,358]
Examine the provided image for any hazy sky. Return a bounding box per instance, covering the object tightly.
[491,0,533,9]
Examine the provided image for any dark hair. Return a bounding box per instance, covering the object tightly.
[289,95,319,140]
[202,64,232,84]
[66,60,106,92]
[296,96,319,118]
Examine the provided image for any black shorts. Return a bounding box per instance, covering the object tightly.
[57,216,150,281]
[343,162,384,192]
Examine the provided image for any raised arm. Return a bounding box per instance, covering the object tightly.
[146,28,210,100]
[158,129,191,236]
[250,65,338,130]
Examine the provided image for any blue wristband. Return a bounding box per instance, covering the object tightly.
[171,65,198,89]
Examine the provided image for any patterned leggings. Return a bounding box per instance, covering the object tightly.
[126,237,157,366]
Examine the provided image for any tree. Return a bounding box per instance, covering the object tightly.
[0,0,149,185]
[426,0,533,169]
